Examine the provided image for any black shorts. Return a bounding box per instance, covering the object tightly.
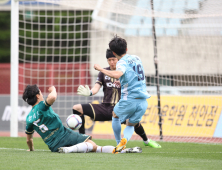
[82,103,114,121]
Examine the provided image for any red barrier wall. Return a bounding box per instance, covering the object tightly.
[0,63,91,94]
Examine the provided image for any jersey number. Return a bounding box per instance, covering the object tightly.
[33,119,49,133]
[133,64,144,81]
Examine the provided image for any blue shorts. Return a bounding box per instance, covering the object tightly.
[113,98,148,124]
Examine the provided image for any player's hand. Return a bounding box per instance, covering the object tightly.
[113,81,121,88]
[48,86,56,93]
[77,85,91,96]
[94,64,102,71]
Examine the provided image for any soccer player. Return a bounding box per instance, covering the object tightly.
[23,84,141,154]
[74,49,157,147]
[94,35,161,153]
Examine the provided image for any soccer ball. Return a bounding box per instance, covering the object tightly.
[66,114,82,130]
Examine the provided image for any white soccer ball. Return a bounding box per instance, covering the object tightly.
[66,114,82,130]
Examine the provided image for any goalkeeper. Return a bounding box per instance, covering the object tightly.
[23,84,141,154]
[73,49,160,148]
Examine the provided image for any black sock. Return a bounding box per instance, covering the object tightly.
[134,123,148,141]
[73,109,85,134]
[78,115,85,134]
[73,109,82,115]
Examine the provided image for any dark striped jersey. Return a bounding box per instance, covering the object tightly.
[96,67,121,105]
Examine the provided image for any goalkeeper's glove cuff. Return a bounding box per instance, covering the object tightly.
[90,90,93,96]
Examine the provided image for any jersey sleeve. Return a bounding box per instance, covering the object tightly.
[25,123,34,134]
[38,100,51,111]
[95,71,103,86]
[116,60,127,74]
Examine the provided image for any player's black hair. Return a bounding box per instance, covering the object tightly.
[22,84,40,106]
[106,49,116,59]
[109,35,127,56]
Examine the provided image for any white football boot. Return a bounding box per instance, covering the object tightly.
[58,147,70,153]
[125,147,142,153]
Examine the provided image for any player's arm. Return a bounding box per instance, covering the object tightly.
[94,64,123,79]
[45,86,57,106]
[91,83,102,95]
[26,134,34,151]
[77,83,101,97]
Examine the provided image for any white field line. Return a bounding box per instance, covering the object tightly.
[0,148,50,151]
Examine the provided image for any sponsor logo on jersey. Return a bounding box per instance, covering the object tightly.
[106,82,115,87]
[105,75,111,80]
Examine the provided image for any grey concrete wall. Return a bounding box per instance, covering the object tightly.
[90,29,222,83]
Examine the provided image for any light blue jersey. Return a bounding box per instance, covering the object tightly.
[116,54,151,100]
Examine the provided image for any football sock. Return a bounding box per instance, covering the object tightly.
[112,117,121,145]
[73,109,81,115]
[96,146,127,153]
[72,109,85,134]
[96,146,114,153]
[69,142,93,153]
[78,115,85,134]
[123,126,134,142]
[134,123,148,141]
[143,139,150,145]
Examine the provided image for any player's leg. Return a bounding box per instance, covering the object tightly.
[112,100,138,153]
[73,104,94,134]
[121,120,149,145]
[53,128,89,152]
[96,145,142,153]
[129,99,161,148]
[59,139,142,154]
[73,103,113,134]
[58,141,95,153]
[86,139,142,153]
[125,99,148,143]
[59,140,142,154]
[135,123,161,147]
[113,120,136,154]
[57,129,95,153]
[87,138,142,154]
[134,122,149,145]
[112,111,122,145]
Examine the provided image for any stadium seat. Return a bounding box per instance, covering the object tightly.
[166,19,181,36]
[161,0,173,13]
[153,0,161,9]
[125,16,143,36]
[186,0,199,10]
[156,28,165,36]
[139,18,152,36]
[173,8,185,14]
[174,0,185,10]
[166,29,178,36]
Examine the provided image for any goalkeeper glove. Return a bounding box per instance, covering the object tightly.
[77,85,92,97]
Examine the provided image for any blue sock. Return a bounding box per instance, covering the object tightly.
[123,126,135,142]
[112,117,121,145]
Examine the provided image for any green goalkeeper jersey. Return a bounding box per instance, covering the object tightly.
[25,100,68,149]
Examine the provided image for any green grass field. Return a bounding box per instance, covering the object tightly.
[0,137,222,170]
